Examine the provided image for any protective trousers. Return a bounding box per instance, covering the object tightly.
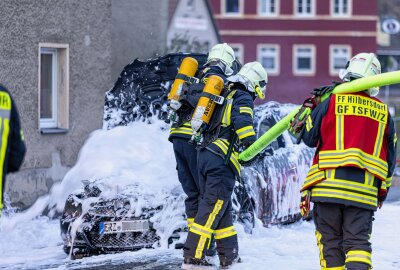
[172,138,200,222]
[183,149,238,261]
[313,202,374,270]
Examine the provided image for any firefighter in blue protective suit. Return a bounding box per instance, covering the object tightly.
[0,84,26,218]
[169,43,236,250]
[182,62,268,269]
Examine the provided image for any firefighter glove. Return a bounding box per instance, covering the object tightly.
[289,97,318,135]
[378,187,390,203]
[242,140,255,150]
[289,107,310,134]
[300,190,311,219]
[239,140,257,166]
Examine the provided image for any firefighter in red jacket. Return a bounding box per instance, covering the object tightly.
[300,53,397,270]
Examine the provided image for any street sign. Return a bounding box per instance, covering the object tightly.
[382,18,400,35]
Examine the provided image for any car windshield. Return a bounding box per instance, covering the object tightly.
[257,121,280,151]
[257,114,285,150]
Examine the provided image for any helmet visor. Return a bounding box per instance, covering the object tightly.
[259,80,267,89]
[206,60,234,76]
[256,80,267,92]
[255,80,267,99]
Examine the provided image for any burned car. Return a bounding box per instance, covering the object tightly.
[60,53,313,257]
[60,180,185,256]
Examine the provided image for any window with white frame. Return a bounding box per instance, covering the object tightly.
[330,45,351,75]
[231,44,244,64]
[295,0,315,16]
[259,0,279,16]
[293,45,315,75]
[223,0,241,15]
[40,48,57,128]
[332,0,351,16]
[258,45,279,75]
[39,43,69,132]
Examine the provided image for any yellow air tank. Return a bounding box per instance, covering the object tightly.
[168,57,198,111]
[191,75,224,133]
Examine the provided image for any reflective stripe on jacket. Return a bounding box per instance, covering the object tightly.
[169,121,192,141]
[311,167,380,210]
[302,92,397,209]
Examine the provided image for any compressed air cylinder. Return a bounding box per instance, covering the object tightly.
[168,57,198,111]
[191,75,224,132]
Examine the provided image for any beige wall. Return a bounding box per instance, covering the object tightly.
[0,0,171,208]
[111,0,169,79]
[0,0,113,207]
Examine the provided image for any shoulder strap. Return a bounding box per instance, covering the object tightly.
[200,88,236,145]
[227,89,237,99]
[175,73,199,84]
[212,89,236,130]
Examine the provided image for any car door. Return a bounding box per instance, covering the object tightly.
[241,105,314,225]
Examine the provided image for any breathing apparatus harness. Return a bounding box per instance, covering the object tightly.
[171,66,226,128]
[167,57,240,164]
[289,81,342,143]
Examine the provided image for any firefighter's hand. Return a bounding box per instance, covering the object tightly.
[289,107,310,135]
[377,187,389,209]
[289,96,320,136]
[378,201,384,209]
[239,141,257,167]
[300,190,311,219]
[311,81,342,97]
[378,192,386,209]
[241,140,255,150]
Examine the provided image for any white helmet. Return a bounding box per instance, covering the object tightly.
[207,43,235,68]
[228,61,268,99]
[341,53,381,96]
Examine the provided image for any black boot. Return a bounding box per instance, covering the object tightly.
[219,255,241,269]
[182,257,216,270]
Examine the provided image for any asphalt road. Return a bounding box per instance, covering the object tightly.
[22,251,187,270]
[70,258,182,270]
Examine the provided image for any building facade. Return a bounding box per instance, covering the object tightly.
[377,0,400,98]
[111,0,169,79]
[209,0,377,103]
[167,0,220,53]
[0,0,169,208]
[377,0,400,163]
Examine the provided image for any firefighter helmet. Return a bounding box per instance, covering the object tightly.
[342,53,381,96]
[206,43,235,68]
[235,61,268,99]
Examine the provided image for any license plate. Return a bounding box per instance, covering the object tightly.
[99,220,150,235]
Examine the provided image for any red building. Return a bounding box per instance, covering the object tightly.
[209,0,377,103]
